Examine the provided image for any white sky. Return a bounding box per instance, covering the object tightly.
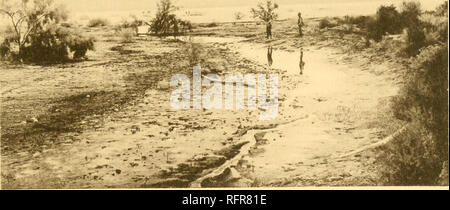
[59,0,443,12]
[0,0,445,26]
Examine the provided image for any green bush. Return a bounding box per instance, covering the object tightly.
[87,18,109,27]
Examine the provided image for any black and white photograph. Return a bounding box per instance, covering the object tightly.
[0,0,448,190]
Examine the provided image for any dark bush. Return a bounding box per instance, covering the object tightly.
[88,18,109,27]
[379,122,444,185]
[0,40,11,59]
[318,18,337,29]
[204,22,219,28]
[118,16,146,30]
[366,18,384,42]
[366,5,403,42]
[381,43,449,185]
[435,1,448,16]
[21,26,94,63]
[342,15,371,29]
[377,5,403,34]
[400,1,422,28]
[66,35,95,60]
[21,27,69,63]
[150,0,192,38]
[403,25,427,56]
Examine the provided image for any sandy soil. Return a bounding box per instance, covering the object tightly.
[1,19,404,188]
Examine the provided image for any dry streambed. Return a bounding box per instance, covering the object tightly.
[1,28,402,188]
[1,34,281,188]
[182,37,402,187]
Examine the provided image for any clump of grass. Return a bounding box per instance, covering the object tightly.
[117,28,135,43]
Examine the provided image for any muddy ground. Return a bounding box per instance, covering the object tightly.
[1,18,405,189]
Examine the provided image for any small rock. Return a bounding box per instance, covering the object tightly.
[328,176,343,182]
[26,117,38,123]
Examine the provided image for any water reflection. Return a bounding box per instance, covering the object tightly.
[267,45,273,67]
[299,48,305,75]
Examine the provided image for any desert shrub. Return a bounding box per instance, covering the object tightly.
[379,122,444,185]
[0,29,16,59]
[60,22,73,28]
[403,25,427,56]
[21,26,95,63]
[422,15,448,44]
[0,0,94,63]
[251,0,279,38]
[366,5,403,42]
[204,22,218,28]
[318,18,338,29]
[377,5,403,33]
[341,15,372,29]
[435,0,448,16]
[399,2,448,57]
[381,43,449,185]
[435,21,448,43]
[21,25,67,62]
[118,16,146,29]
[88,18,109,27]
[400,1,422,28]
[150,0,192,38]
[0,40,11,59]
[182,37,204,66]
[366,18,384,42]
[66,34,95,60]
[117,28,135,43]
